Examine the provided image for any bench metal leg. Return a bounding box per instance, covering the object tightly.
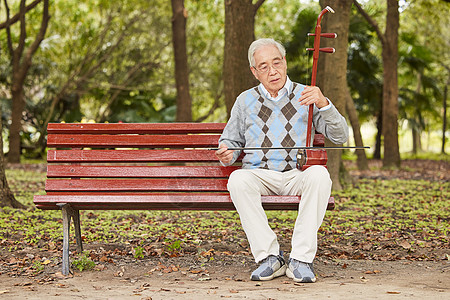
[59,204,83,276]
[72,209,83,253]
[61,204,71,275]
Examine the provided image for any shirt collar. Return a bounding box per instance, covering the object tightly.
[259,76,292,101]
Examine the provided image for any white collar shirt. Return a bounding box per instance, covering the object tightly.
[259,76,292,102]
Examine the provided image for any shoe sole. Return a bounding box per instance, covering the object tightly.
[286,268,316,283]
[251,265,287,281]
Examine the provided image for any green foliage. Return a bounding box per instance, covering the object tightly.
[401,152,450,162]
[2,162,449,263]
[132,246,145,259]
[72,252,96,272]
[347,6,383,121]
[323,178,449,248]
[32,260,45,274]
[165,239,182,253]
[284,6,318,84]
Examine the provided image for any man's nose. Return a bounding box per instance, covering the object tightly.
[268,65,277,75]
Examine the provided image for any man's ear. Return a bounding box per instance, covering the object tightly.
[250,67,259,80]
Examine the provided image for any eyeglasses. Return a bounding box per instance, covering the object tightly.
[254,59,285,74]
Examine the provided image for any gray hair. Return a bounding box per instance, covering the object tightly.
[248,38,286,67]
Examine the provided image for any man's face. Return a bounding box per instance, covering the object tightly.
[250,45,287,97]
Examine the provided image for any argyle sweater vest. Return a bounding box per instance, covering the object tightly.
[219,82,348,172]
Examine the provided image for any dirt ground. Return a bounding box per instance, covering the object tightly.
[1,255,449,299]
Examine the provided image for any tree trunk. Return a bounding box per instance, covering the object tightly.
[0,105,25,208]
[223,0,263,118]
[374,109,382,159]
[318,0,353,190]
[5,0,50,163]
[442,72,448,154]
[345,88,369,170]
[381,0,400,167]
[9,83,25,163]
[412,127,421,154]
[411,72,423,154]
[354,0,400,167]
[171,0,192,122]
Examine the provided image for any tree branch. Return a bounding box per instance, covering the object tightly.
[353,0,386,46]
[15,0,27,65]
[38,9,143,143]
[253,0,266,12]
[16,0,49,87]
[3,0,14,55]
[195,86,224,122]
[25,0,49,64]
[97,61,155,123]
[0,0,41,30]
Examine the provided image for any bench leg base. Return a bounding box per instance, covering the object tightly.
[59,204,83,276]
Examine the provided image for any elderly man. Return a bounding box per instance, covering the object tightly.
[215,38,348,283]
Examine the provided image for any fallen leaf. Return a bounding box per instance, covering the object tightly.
[0,290,9,294]
[198,277,211,281]
[114,271,124,277]
[201,249,215,257]
[387,291,401,294]
[399,240,411,249]
[95,264,106,271]
[53,272,68,279]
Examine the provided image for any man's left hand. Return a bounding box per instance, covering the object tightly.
[299,86,329,109]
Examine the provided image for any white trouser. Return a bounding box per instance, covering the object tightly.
[227,166,332,263]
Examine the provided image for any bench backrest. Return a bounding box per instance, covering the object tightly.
[38,123,328,210]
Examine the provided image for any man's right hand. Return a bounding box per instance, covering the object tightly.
[215,143,234,165]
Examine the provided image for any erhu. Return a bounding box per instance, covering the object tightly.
[297,5,337,170]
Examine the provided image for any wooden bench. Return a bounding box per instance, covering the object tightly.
[33,123,334,275]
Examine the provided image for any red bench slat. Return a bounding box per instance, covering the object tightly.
[47,165,239,178]
[34,194,335,211]
[47,122,226,134]
[47,134,221,148]
[45,178,229,192]
[47,149,221,163]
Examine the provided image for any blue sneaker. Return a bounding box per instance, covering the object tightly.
[250,253,286,281]
[286,258,316,283]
